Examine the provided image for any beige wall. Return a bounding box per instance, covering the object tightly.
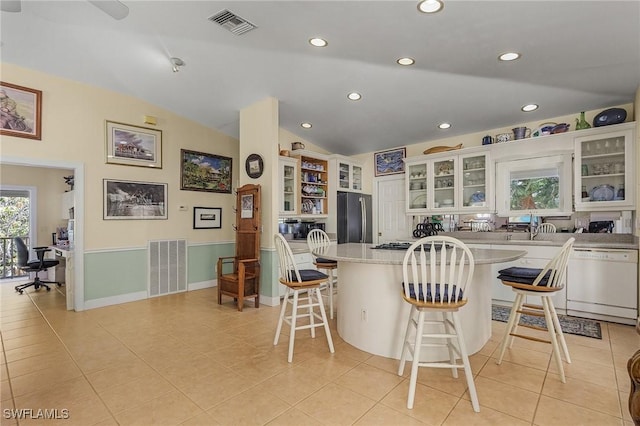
[1,64,239,250]
[0,164,72,246]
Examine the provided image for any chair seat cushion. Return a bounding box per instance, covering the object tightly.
[402,282,463,303]
[315,257,336,265]
[24,260,59,270]
[291,269,328,282]
[497,266,551,286]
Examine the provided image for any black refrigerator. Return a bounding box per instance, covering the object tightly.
[337,192,373,244]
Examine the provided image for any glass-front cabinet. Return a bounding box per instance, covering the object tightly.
[279,156,299,215]
[574,124,635,211]
[432,157,457,211]
[459,153,490,212]
[336,159,363,192]
[407,161,428,212]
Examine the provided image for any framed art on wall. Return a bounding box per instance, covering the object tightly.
[245,153,264,179]
[193,207,222,229]
[106,121,162,168]
[0,81,42,140]
[103,179,168,220]
[374,147,406,177]
[180,149,233,193]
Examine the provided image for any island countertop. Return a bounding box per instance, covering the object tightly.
[313,243,527,265]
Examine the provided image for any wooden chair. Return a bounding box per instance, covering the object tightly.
[307,229,338,319]
[274,233,334,363]
[397,236,479,412]
[496,237,575,382]
[217,184,261,311]
[537,223,557,233]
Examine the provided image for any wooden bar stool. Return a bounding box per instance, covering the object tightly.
[496,237,575,382]
[274,233,335,363]
[397,236,479,412]
[307,229,338,319]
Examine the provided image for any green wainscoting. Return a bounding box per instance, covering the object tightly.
[84,249,147,300]
[188,242,235,283]
[260,248,278,298]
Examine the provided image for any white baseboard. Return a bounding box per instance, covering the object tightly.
[260,295,281,307]
[188,279,216,291]
[84,291,148,310]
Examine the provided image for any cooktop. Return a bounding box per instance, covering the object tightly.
[372,242,445,251]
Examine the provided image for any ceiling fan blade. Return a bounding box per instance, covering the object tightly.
[88,0,129,20]
[0,0,22,13]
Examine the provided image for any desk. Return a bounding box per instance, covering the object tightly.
[48,246,74,310]
[313,243,526,360]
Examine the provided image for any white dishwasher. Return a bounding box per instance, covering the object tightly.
[567,248,638,325]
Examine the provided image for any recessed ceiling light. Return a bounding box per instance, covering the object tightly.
[521,104,539,112]
[309,38,328,47]
[301,122,312,129]
[438,122,451,129]
[417,0,444,14]
[347,92,362,101]
[397,57,415,66]
[499,52,521,61]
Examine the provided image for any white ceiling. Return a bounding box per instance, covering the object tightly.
[1,1,639,155]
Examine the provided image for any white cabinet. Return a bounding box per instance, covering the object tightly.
[279,156,299,215]
[574,122,635,211]
[405,150,492,214]
[61,190,74,219]
[333,158,363,193]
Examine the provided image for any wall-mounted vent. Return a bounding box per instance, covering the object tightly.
[208,9,257,35]
[148,239,187,297]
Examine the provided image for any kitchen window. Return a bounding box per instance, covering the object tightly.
[496,154,572,216]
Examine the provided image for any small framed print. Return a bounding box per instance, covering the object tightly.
[374,147,406,177]
[0,81,42,140]
[241,194,254,219]
[193,207,222,229]
[106,121,162,168]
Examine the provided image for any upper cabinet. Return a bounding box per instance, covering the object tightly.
[405,149,492,214]
[290,151,329,216]
[279,156,299,216]
[574,122,635,211]
[332,156,363,193]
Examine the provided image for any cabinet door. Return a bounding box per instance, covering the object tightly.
[279,158,298,215]
[431,157,457,211]
[458,153,492,212]
[351,164,363,192]
[406,162,428,212]
[574,127,635,211]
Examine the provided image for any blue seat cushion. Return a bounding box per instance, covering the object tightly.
[290,269,328,282]
[315,257,336,265]
[402,282,463,303]
[497,266,551,286]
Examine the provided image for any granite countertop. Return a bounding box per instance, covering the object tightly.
[313,243,526,266]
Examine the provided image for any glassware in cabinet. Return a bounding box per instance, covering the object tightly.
[432,159,455,210]
[279,157,298,215]
[407,162,428,210]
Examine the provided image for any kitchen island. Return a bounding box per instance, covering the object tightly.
[313,243,526,360]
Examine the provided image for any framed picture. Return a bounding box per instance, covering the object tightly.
[245,153,264,179]
[103,179,167,220]
[106,121,162,168]
[374,147,406,177]
[180,149,232,193]
[0,81,42,140]
[241,194,254,219]
[193,207,222,229]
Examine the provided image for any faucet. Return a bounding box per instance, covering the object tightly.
[529,214,538,240]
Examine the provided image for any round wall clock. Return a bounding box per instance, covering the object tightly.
[245,153,264,179]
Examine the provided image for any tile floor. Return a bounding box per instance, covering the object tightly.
[0,281,637,426]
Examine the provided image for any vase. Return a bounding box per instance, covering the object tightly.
[575,111,591,130]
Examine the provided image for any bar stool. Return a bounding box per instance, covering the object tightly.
[274,233,335,363]
[496,237,575,382]
[397,236,479,412]
[537,223,557,233]
[307,229,338,319]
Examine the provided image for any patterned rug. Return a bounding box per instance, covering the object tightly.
[492,304,602,340]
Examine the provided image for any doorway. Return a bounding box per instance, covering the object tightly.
[375,176,410,243]
[0,186,36,279]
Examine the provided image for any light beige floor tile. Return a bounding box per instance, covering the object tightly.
[568,342,616,367]
[335,363,404,402]
[542,373,621,417]
[364,355,409,377]
[206,384,290,425]
[354,404,426,425]
[14,376,95,408]
[621,390,632,422]
[442,400,531,426]
[255,366,330,405]
[564,332,613,351]
[380,380,458,425]
[479,359,546,393]
[3,341,67,363]
[296,382,376,426]
[9,360,82,398]
[175,368,253,411]
[0,324,54,341]
[549,356,618,389]
[0,317,47,332]
[489,344,551,371]
[266,407,323,426]
[97,372,175,413]
[86,357,157,393]
[179,411,222,426]
[617,366,632,393]
[1,380,12,403]
[534,395,623,426]
[461,376,538,422]
[114,390,203,426]
[6,351,74,378]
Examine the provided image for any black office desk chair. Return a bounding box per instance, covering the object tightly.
[14,237,61,294]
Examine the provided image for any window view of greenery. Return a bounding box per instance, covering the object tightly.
[510,177,560,211]
[0,196,29,278]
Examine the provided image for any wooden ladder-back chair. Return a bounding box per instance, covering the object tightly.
[217,184,261,311]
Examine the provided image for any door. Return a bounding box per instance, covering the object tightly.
[377,178,410,243]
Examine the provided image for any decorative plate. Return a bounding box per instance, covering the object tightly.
[532,122,557,137]
[590,184,615,202]
[470,191,485,202]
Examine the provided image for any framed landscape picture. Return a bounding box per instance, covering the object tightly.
[374,147,406,176]
[103,179,168,220]
[180,149,232,193]
[0,81,42,140]
[193,207,222,229]
[106,121,162,168]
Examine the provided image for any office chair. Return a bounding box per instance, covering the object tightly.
[14,237,61,294]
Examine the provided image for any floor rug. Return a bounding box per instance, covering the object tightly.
[492,304,602,340]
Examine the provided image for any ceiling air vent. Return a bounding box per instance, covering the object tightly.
[209,9,257,35]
